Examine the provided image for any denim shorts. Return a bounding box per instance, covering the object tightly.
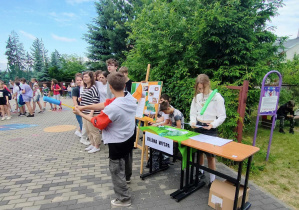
[33,95,40,102]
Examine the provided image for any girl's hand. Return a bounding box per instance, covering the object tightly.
[203,123,213,130]
[73,106,81,115]
[77,106,84,111]
[191,122,197,128]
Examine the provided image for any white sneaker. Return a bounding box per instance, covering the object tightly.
[6,116,11,120]
[75,130,82,138]
[88,147,100,153]
[1,117,5,121]
[111,198,131,207]
[85,145,94,151]
[80,138,90,145]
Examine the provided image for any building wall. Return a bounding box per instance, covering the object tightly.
[286,44,299,60]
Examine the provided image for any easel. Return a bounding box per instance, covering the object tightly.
[133,64,162,174]
[135,118,149,174]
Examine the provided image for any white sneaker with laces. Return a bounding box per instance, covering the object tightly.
[6,116,11,120]
[88,147,100,153]
[85,145,94,151]
[74,130,82,138]
[1,117,5,121]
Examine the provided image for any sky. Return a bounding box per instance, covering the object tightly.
[0,0,97,70]
[0,0,299,71]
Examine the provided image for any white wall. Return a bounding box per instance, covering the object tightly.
[286,44,299,60]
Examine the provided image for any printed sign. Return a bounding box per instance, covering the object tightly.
[145,132,173,155]
[260,86,280,114]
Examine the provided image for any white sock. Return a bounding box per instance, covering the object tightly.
[210,174,215,183]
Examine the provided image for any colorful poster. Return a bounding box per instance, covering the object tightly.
[131,81,163,122]
[148,85,160,104]
[260,86,280,115]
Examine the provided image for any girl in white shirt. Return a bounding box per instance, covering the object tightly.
[95,71,108,103]
[190,74,226,187]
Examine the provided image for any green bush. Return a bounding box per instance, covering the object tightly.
[123,0,282,140]
[155,75,240,140]
[279,88,294,106]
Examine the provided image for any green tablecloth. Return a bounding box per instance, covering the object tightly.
[140,126,198,169]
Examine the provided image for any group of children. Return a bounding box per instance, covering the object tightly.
[0,77,67,120]
[1,55,297,208]
[68,57,227,207]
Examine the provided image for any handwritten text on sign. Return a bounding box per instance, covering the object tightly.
[145,132,173,155]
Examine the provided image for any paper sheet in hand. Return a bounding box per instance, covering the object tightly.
[190,134,232,146]
[184,123,204,128]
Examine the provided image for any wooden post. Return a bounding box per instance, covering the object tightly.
[145,64,150,82]
[226,80,249,143]
[135,64,151,174]
[237,80,249,142]
[140,121,148,174]
[134,120,141,148]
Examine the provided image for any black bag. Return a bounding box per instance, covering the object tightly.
[7,92,12,100]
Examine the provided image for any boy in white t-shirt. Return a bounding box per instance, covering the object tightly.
[73,72,137,207]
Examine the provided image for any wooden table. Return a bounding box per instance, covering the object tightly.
[179,139,259,210]
[140,131,260,210]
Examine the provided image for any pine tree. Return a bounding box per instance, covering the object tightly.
[38,40,50,81]
[31,38,44,76]
[24,52,33,80]
[50,50,62,69]
[84,0,141,68]
[31,38,50,81]
[38,57,51,81]
[5,31,26,79]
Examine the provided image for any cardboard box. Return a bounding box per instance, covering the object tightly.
[208,179,250,210]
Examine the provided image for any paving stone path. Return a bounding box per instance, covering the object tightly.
[0,99,292,210]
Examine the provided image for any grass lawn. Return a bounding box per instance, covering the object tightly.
[230,119,299,209]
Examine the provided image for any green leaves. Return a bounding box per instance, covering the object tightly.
[49,55,86,82]
[84,0,284,139]
[84,0,139,67]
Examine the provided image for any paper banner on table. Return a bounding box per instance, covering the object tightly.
[190,134,232,146]
[145,132,173,155]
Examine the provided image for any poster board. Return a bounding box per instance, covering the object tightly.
[260,86,280,115]
[252,70,282,161]
[131,81,163,122]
